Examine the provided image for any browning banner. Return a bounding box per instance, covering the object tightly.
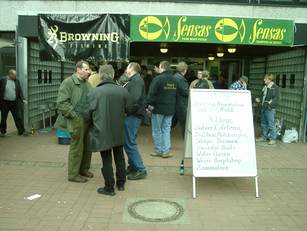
[38,14,130,61]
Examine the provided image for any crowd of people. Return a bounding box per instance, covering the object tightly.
[0,61,279,196]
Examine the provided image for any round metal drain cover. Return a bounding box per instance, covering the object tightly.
[128,199,184,222]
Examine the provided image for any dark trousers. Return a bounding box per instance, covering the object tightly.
[176,109,187,139]
[100,145,126,191]
[0,100,24,135]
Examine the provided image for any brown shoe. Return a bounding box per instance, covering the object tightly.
[69,175,88,183]
[80,171,94,178]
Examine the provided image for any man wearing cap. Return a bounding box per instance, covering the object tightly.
[230,75,248,90]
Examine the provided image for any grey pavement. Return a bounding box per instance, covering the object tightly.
[0,117,307,231]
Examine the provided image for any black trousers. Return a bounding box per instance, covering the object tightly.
[100,145,126,191]
[0,100,24,135]
[176,109,187,139]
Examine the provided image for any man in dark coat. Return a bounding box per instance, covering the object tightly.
[0,69,26,136]
[147,61,177,158]
[84,64,133,196]
[173,61,189,139]
[123,62,147,180]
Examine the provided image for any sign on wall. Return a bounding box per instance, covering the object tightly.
[38,14,130,61]
[131,15,294,46]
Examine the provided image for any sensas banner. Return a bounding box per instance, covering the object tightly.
[131,15,294,46]
[38,14,130,61]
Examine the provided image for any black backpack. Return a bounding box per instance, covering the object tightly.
[194,79,209,89]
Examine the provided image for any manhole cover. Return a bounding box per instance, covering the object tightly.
[127,199,184,223]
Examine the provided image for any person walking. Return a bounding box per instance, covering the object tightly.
[256,74,280,145]
[84,64,133,196]
[0,69,27,136]
[123,62,147,180]
[54,60,93,183]
[147,61,177,158]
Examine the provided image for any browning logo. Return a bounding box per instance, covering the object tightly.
[46,24,120,48]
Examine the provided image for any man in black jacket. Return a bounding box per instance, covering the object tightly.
[123,62,147,180]
[173,61,189,139]
[0,69,26,136]
[147,61,177,158]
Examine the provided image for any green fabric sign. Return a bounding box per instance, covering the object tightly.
[131,15,294,46]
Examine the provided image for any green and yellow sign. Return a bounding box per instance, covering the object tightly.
[131,15,294,46]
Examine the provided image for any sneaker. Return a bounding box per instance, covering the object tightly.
[80,171,94,178]
[161,152,173,158]
[127,170,147,180]
[68,175,88,183]
[150,151,162,157]
[97,187,115,196]
[256,137,266,142]
[268,140,276,145]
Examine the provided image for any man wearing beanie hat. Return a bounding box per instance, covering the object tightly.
[230,75,248,90]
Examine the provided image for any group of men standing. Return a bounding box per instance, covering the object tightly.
[54,60,196,196]
[55,61,150,196]
[0,60,279,196]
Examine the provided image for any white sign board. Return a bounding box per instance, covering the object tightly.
[190,89,257,178]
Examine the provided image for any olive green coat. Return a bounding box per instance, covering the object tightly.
[54,74,92,132]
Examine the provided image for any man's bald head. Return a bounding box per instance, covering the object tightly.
[8,69,16,80]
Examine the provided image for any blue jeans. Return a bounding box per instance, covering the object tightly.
[261,109,277,140]
[124,116,145,172]
[151,113,173,154]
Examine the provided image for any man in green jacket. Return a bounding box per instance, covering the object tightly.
[54,60,93,183]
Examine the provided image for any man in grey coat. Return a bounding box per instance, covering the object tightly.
[84,64,133,196]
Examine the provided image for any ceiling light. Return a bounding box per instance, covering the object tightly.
[160,48,168,53]
[227,48,236,53]
[208,56,215,61]
[217,52,224,57]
